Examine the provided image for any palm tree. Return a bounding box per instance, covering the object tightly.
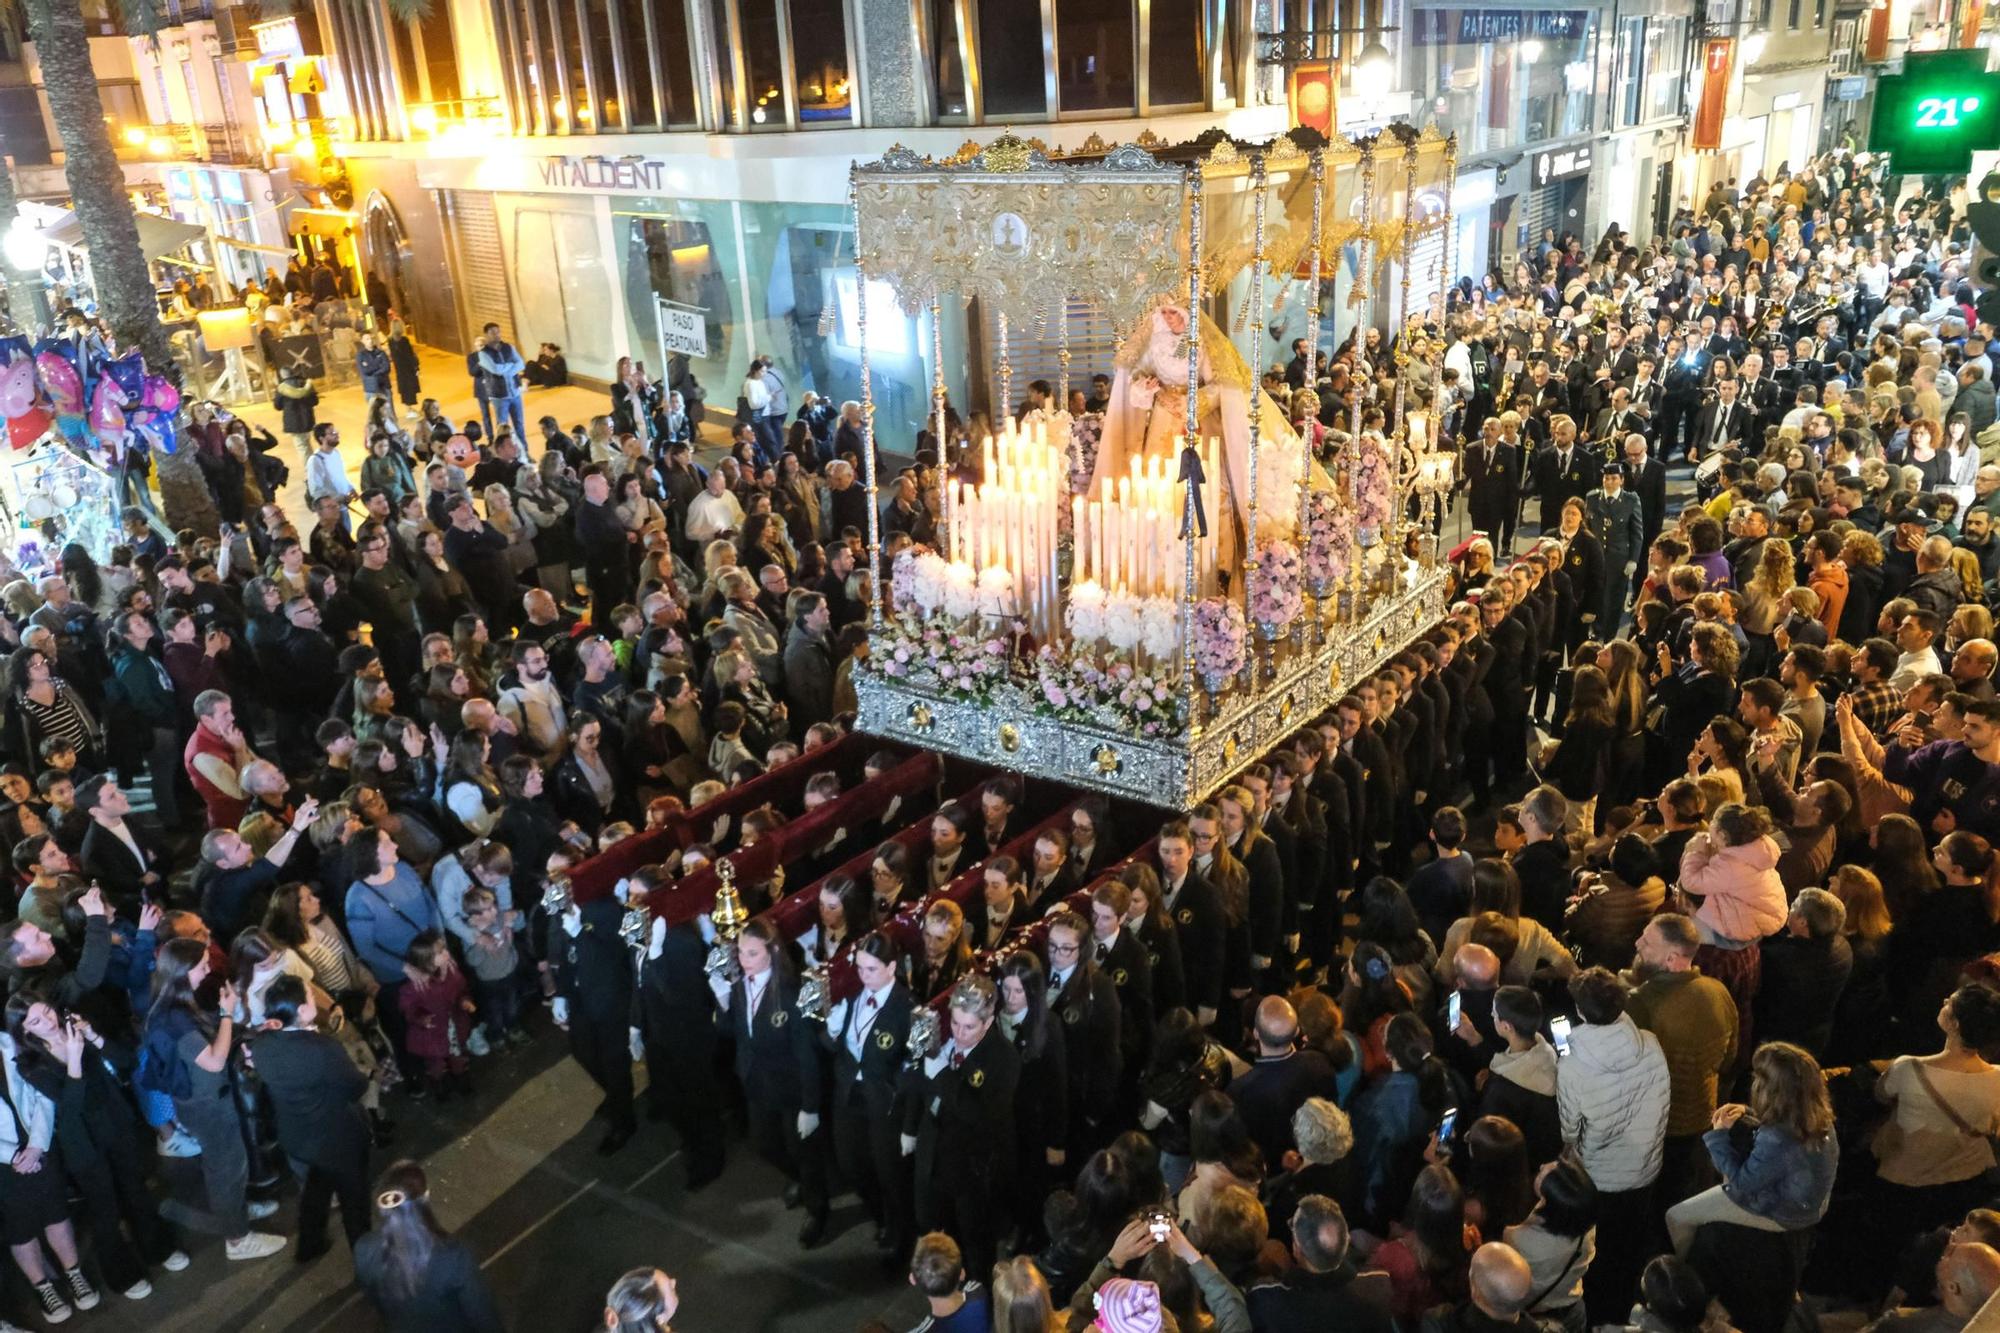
[22,0,217,531]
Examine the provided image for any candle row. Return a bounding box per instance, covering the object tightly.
[954,418,1068,641]
[1071,437,1222,599]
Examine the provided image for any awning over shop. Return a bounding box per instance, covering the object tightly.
[41,210,208,262]
[215,236,294,257]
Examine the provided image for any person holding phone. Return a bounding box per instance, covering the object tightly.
[1477,987,1563,1166]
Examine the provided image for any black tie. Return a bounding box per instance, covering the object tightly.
[1095,941,1110,963]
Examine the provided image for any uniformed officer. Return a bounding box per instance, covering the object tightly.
[550,875,637,1155]
[632,868,726,1191]
[1585,461,1647,631]
[712,918,830,1246]
[1043,909,1121,1164]
[820,931,915,1273]
[901,974,1020,1283]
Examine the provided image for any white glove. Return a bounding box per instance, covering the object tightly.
[647,916,667,961]
[1197,1006,1217,1027]
[551,996,570,1026]
[561,907,582,938]
[899,1133,917,1157]
[797,1111,820,1138]
[629,1026,645,1061]
[1624,561,1638,577]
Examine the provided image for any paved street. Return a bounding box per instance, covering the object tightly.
[76,1025,930,1333]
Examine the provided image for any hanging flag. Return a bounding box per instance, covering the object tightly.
[1692,38,1735,151]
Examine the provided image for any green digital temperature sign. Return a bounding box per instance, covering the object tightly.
[1869,50,2000,174]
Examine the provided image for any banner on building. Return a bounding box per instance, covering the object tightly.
[1288,60,1336,137]
[1692,38,1734,151]
[1866,1,1891,62]
[655,299,708,358]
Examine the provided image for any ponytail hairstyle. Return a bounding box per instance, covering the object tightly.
[370,1160,448,1302]
[605,1268,677,1333]
[1385,1010,1454,1121]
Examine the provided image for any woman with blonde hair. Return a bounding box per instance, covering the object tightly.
[1828,864,1894,1064]
[1664,1041,1836,1255]
[991,1254,1060,1333]
[1836,531,1887,644]
[1739,537,1796,675]
[482,484,538,583]
[1948,547,1989,606]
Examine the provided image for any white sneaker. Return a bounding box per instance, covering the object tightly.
[224,1233,286,1261]
[246,1200,279,1221]
[158,1130,201,1158]
[120,1281,151,1300]
[467,1028,492,1058]
[160,1252,189,1272]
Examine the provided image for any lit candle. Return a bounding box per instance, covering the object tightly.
[1072,496,1086,584]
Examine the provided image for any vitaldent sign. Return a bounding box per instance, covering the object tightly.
[533,156,671,192]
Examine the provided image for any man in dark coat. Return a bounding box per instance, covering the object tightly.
[1753,887,1854,1060]
[1230,997,1341,1167]
[552,891,637,1154]
[252,975,372,1261]
[781,594,835,731]
[1464,420,1520,550]
[637,910,725,1189]
[1530,418,1595,539]
[1246,1195,1396,1333]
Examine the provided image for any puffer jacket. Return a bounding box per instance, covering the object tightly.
[1678,833,1787,944]
[1555,1015,1669,1190]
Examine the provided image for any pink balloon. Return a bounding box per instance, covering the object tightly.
[89,379,124,438]
[34,353,79,413]
[141,376,179,415]
[0,360,35,420]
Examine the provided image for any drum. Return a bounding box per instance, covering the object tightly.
[1693,452,1724,501]
[49,481,78,510]
[21,493,54,522]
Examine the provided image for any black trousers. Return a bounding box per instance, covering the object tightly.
[570,1008,636,1132]
[917,1161,1000,1282]
[1582,1181,1656,1327]
[642,1029,725,1171]
[832,1084,910,1248]
[70,1133,178,1293]
[746,1092,827,1216]
[291,1150,371,1251]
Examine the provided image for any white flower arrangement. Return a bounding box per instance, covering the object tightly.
[977,565,1016,618]
[1067,579,1107,646]
[942,560,979,620]
[1104,589,1145,652]
[909,551,949,615]
[1140,596,1180,662]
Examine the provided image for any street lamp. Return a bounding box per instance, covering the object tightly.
[1354,40,1395,102]
[2,220,42,275]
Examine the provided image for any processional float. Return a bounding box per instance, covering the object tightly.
[847,126,1461,811]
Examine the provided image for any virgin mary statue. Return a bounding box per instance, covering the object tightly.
[1089,302,1322,582]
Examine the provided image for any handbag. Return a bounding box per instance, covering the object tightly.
[1873,1060,2000,1166]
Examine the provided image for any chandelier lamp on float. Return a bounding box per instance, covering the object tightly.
[848,127,1460,811]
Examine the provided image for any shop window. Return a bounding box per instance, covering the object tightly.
[790,0,852,123]
[623,213,731,395]
[560,0,592,128]
[1644,16,1684,122]
[1414,9,1594,153]
[933,0,968,117]
[512,207,614,376]
[536,0,567,126]
[978,0,1049,116]
[740,0,788,126]
[1148,0,1204,107]
[1058,0,1136,112]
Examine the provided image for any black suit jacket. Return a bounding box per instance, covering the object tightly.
[1048,963,1121,1126]
[251,1027,370,1169]
[724,970,815,1108]
[1162,869,1227,1015]
[1691,399,1751,454]
[1094,928,1154,1074]
[79,821,154,906]
[820,982,913,1117]
[1462,442,1519,531]
[1622,457,1669,539]
[907,1023,1020,1188]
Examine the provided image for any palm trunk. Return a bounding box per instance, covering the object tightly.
[26,0,217,533]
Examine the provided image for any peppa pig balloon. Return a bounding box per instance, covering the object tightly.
[140,375,179,416]
[7,407,50,451]
[34,352,80,413]
[0,359,35,420]
[89,378,125,441]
